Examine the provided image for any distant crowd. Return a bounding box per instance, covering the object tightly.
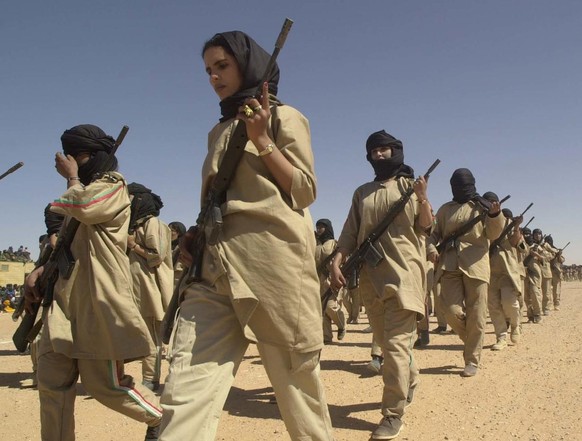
[0,245,33,262]
[1,283,22,312]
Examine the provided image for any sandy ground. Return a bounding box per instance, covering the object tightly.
[1,281,581,441]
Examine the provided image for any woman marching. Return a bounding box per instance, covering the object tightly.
[159,31,334,440]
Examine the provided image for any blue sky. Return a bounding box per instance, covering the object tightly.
[2,1,581,263]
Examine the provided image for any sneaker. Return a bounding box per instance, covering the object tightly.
[491,337,508,351]
[337,328,346,340]
[363,325,373,333]
[144,424,160,440]
[142,380,160,392]
[533,315,542,324]
[405,383,417,408]
[367,356,383,375]
[432,325,447,334]
[461,363,478,377]
[371,416,402,440]
[19,377,38,388]
[554,305,560,311]
[542,309,550,316]
[510,326,521,344]
[413,330,430,348]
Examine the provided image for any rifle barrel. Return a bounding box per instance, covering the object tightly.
[0,161,24,181]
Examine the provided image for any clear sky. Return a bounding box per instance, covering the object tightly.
[2,1,581,263]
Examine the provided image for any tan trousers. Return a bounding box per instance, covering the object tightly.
[439,270,487,367]
[37,330,162,441]
[433,282,448,328]
[159,286,334,441]
[343,287,361,323]
[143,317,162,382]
[551,276,561,307]
[541,277,552,312]
[525,272,542,318]
[323,297,346,341]
[366,296,418,418]
[488,273,521,338]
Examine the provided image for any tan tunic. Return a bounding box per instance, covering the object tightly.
[315,239,336,296]
[540,242,555,278]
[192,104,322,352]
[427,200,505,283]
[336,177,427,316]
[45,172,153,360]
[489,217,523,293]
[129,217,174,320]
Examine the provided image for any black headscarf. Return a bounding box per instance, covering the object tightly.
[450,168,491,209]
[127,183,164,233]
[501,208,513,219]
[169,221,186,249]
[545,235,554,247]
[60,124,118,185]
[365,130,414,181]
[204,31,280,122]
[316,218,334,244]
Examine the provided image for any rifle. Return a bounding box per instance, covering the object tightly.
[435,194,510,254]
[321,159,441,311]
[489,202,533,255]
[12,126,129,353]
[522,216,534,230]
[0,161,24,181]
[161,19,294,345]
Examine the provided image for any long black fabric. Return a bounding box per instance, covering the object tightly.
[44,203,64,236]
[209,31,280,122]
[316,218,334,244]
[450,168,490,209]
[127,183,164,232]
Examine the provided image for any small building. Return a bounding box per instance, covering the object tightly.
[0,261,36,287]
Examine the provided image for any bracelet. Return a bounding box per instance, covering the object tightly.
[259,143,275,157]
[418,198,428,205]
[129,243,137,250]
[68,176,81,182]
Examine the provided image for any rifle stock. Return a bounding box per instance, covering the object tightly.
[489,202,533,255]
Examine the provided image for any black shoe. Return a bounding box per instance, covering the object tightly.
[145,425,160,440]
[371,415,402,439]
[433,325,447,334]
[533,315,542,324]
[142,380,160,391]
[337,328,346,340]
[414,330,430,348]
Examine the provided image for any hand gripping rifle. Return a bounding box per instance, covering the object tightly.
[435,194,510,255]
[12,126,129,353]
[320,159,441,311]
[161,19,294,345]
[0,162,24,181]
[489,202,534,255]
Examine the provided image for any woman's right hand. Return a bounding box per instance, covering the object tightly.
[427,251,439,264]
[178,226,199,267]
[330,263,346,291]
[24,266,45,314]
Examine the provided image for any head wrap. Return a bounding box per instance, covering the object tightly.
[60,124,118,185]
[44,203,64,236]
[545,235,554,247]
[482,191,499,203]
[169,221,186,248]
[127,183,164,233]
[204,31,280,122]
[316,218,334,244]
[365,130,413,181]
[449,168,491,209]
[501,208,513,219]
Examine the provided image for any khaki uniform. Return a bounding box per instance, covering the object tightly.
[488,218,523,339]
[315,238,346,342]
[540,243,555,313]
[38,172,161,441]
[129,216,174,383]
[550,249,565,307]
[427,200,504,367]
[524,244,544,319]
[159,106,333,440]
[337,176,426,418]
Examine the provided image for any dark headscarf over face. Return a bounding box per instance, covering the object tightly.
[44,203,64,236]
[169,221,186,248]
[501,208,513,219]
[316,218,334,244]
[127,183,164,232]
[545,235,554,247]
[449,168,491,210]
[60,124,118,185]
[482,191,499,203]
[365,130,414,181]
[204,31,280,122]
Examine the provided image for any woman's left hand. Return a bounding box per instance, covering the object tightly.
[413,175,428,200]
[238,82,272,146]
